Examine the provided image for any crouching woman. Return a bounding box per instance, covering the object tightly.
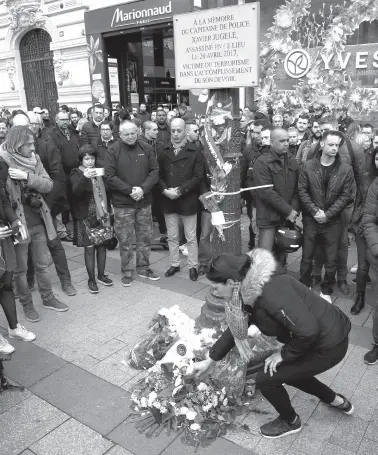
[193,248,353,439]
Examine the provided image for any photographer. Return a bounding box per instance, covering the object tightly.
[0,158,35,355]
[0,126,68,323]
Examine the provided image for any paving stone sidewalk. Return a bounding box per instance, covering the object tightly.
[0,221,377,455]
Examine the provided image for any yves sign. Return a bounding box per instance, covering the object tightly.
[173,3,260,90]
[85,0,192,35]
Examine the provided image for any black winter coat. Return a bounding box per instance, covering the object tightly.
[49,127,80,175]
[158,141,204,216]
[80,121,101,148]
[362,177,378,258]
[96,138,116,168]
[70,168,94,220]
[209,249,351,362]
[298,152,355,221]
[34,135,67,216]
[253,150,300,228]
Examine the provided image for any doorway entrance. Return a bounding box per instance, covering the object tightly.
[19,29,58,115]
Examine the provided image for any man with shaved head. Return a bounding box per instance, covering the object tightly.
[158,117,204,281]
[105,120,159,287]
[253,128,300,264]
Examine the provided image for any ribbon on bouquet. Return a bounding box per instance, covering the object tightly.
[204,184,273,198]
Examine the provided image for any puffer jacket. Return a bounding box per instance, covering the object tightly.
[209,249,351,362]
[298,152,355,221]
[253,150,300,228]
[362,177,378,258]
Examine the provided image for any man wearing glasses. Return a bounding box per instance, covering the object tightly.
[253,128,300,265]
[105,121,159,287]
[97,121,115,167]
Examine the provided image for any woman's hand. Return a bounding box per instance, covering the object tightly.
[83,168,97,179]
[0,226,13,239]
[193,357,215,378]
[8,168,28,181]
[264,352,283,377]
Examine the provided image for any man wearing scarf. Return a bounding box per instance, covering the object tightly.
[0,126,68,322]
[158,118,204,281]
[80,103,105,148]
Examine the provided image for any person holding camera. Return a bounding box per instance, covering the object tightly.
[0,126,68,322]
[71,145,113,294]
[0,158,36,354]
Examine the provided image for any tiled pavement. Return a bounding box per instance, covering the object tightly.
[0,219,378,455]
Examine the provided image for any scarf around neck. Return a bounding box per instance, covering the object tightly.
[172,138,187,156]
[79,166,108,221]
[0,145,37,173]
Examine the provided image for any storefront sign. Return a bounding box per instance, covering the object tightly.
[108,58,120,102]
[85,0,192,35]
[173,3,260,90]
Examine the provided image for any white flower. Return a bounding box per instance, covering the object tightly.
[197,382,208,392]
[175,376,182,387]
[186,410,197,421]
[275,10,293,29]
[212,395,219,407]
[160,406,168,414]
[140,397,148,408]
[202,403,213,412]
[148,391,158,407]
[180,406,189,415]
[190,423,201,431]
[223,398,228,406]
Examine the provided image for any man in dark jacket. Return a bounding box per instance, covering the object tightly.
[156,109,170,147]
[80,103,104,147]
[96,121,115,168]
[25,113,77,297]
[136,103,151,123]
[105,121,159,287]
[158,118,203,281]
[49,111,80,228]
[298,130,355,299]
[295,114,311,144]
[253,128,300,264]
[306,117,364,294]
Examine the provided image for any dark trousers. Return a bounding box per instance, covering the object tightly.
[151,187,166,236]
[300,218,340,294]
[27,229,71,287]
[313,205,353,281]
[0,272,17,330]
[355,234,370,292]
[255,338,348,422]
[258,227,286,266]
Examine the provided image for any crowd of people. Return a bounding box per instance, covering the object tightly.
[0,99,377,439]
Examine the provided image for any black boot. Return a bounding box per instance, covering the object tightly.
[351,291,365,315]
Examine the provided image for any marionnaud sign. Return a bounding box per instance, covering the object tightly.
[173,2,260,90]
[85,0,192,35]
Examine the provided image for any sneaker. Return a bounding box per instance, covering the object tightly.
[364,344,378,365]
[350,263,358,274]
[8,323,36,342]
[88,281,99,294]
[122,276,133,287]
[179,244,189,256]
[43,297,68,312]
[137,269,160,281]
[260,416,302,439]
[0,334,15,354]
[98,275,114,286]
[62,282,77,296]
[23,302,40,322]
[320,292,332,303]
[331,394,354,415]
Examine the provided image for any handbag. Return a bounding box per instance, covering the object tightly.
[83,220,114,246]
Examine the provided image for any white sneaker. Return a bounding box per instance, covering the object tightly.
[320,292,332,304]
[8,323,36,342]
[0,333,15,354]
[179,244,189,256]
[350,263,358,274]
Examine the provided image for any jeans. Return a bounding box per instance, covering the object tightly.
[313,205,353,281]
[165,213,198,268]
[0,272,18,330]
[255,337,348,422]
[258,227,286,266]
[198,211,212,267]
[14,224,54,306]
[355,234,370,292]
[114,206,152,277]
[300,218,340,294]
[55,214,67,239]
[367,251,378,345]
[27,219,72,287]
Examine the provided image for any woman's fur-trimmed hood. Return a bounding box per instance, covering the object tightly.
[241,248,277,308]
